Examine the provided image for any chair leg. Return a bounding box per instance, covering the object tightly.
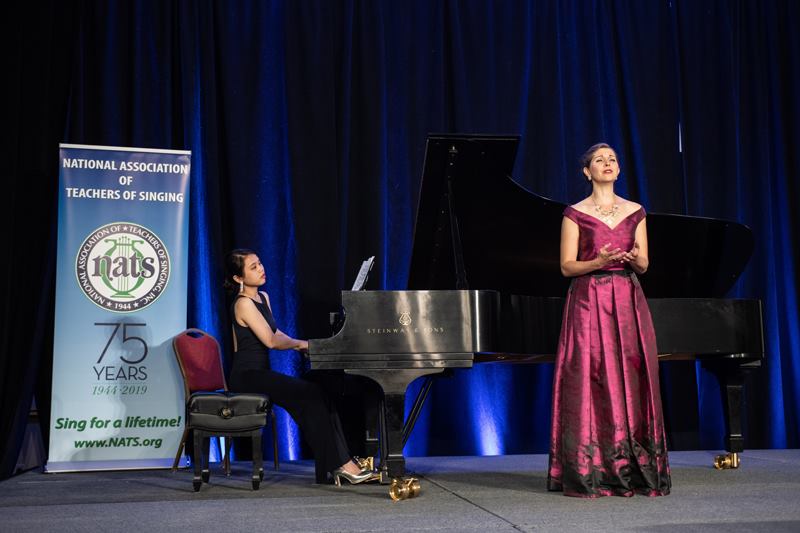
[192,430,203,491]
[251,430,263,490]
[224,437,232,477]
[271,412,279,470]
[172,426,189,471]
[201,436,210,483]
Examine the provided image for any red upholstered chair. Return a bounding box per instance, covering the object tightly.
[171,328,277,491]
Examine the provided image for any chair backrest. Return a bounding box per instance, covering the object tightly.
[173,329,227,394]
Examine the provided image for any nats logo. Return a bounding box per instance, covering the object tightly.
[75,222,170,312]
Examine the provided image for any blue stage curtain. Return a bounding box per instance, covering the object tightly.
[2,0,798,478]
[670,0,800,448]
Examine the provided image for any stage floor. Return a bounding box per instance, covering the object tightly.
[1,450,799,532]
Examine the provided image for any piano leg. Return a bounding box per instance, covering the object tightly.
[346,368,444,499]
[702,360,757,469]
[383,391,408,479]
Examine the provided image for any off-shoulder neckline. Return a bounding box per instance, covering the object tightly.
[565,205,644,230]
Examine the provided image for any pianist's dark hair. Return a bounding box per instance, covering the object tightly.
[580,142,616,170]
[223,248,257,292]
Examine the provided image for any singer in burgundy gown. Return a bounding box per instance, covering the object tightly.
[547,205,671,497]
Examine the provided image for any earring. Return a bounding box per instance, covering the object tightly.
[239,281,244,293]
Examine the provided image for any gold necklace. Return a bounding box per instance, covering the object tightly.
[592,197,619,225]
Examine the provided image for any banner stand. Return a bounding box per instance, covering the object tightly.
[47,144,190,473]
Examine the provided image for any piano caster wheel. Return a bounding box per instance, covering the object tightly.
[714,452,740,470]
[389,477,421,501]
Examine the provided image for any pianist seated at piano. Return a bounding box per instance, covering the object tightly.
[547,143,671,498]
[224,249,373,486]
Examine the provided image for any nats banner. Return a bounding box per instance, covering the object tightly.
[46,144,191,472]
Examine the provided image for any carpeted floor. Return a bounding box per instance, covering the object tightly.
[1,450,798,532]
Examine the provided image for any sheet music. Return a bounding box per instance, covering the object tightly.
[351,256,375,291]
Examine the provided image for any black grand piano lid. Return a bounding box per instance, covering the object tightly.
[407,134,755,299]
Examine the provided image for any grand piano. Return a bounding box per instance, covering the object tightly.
[308,134,764,497]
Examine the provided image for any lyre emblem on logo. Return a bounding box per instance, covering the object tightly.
[398,312,412,326]
[99,236,147,297]
[75,221,170,313]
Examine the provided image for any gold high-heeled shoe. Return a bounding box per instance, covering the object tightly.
[332,467,376,487]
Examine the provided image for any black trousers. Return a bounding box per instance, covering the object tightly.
[229,363,351,481]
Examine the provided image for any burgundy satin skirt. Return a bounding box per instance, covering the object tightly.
[547,271,671,497]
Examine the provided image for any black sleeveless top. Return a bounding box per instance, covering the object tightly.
[231,292,278,371]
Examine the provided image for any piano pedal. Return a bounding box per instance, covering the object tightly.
[353,456,375,473]
[352,456,382,484]
[713,452,740,469]
[389,477,421,501]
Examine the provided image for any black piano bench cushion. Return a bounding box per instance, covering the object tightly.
[188,392,268,432]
